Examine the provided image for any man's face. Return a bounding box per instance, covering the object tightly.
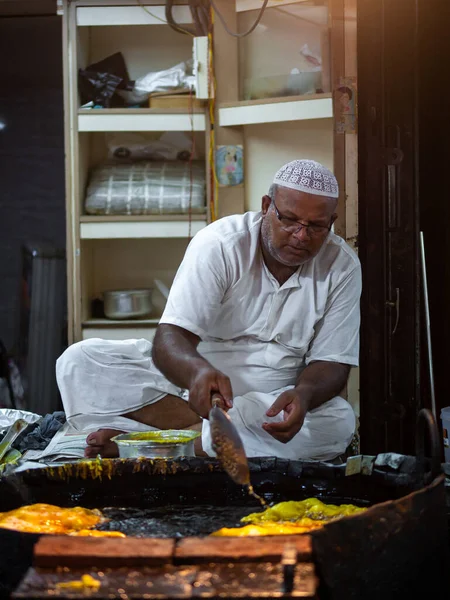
[260,187,337,267]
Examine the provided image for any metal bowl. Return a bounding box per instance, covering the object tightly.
[103,288,153,319]
[111,430,201,459]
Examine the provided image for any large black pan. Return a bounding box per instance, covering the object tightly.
[0,410,448,600]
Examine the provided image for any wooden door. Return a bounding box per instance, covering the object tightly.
[357,0,421,454]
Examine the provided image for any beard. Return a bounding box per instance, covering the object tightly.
[261,221,309,267]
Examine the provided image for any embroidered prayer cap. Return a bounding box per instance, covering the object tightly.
[273,159,339,199]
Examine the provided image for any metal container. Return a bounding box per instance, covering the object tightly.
[102,288,153,319]
[111,430,201,459]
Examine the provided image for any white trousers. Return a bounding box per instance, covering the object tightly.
[56,338,355,461]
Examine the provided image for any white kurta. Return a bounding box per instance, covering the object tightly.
[56,211,361,460]
[160,211,361,394]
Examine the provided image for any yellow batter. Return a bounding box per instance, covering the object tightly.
[0,503,124,536]
[212,498,366,537]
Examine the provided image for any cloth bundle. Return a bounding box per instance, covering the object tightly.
[85,161,206,215]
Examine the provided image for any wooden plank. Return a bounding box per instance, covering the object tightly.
[67,0,83,342]
[82,327,157,341]
[75,0,188,5]
[62,0,75,345]
[80,238,93,324]
[219,93,331,109]
[204,102,212,224]
[219,97,333,127]
[80,214,207,223]
[78,112,206,133]
[343,0,359,417]
[175,535,312,564]
[212,0,245,218]
[83,318,160,326]
[344,0,358,249]
[80,220,207,239]
[237,0,313,11]
[76,5,192,26]
[330,0,346,239]
[34,537,175,568]
[321,28,332,94]
[78,108,205,115]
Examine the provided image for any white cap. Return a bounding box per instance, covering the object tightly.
[273,159,339,199]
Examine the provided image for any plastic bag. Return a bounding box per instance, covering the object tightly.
[79,52,135,108]
[117,60,195,106]
[14,411,66,452]
[0,408,41,434]
[107,132,197,162]
[78,69,122,108]
[86,52,131,90]
[286,44,323,96]
[299,43,322,71]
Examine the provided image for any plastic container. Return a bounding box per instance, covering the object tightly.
[440,407,450,462]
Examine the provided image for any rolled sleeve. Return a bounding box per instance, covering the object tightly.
[306,265,362,367]
[159,230,229,338]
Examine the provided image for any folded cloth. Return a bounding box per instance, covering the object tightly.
[56,338,184,421]
[15,411,66,451]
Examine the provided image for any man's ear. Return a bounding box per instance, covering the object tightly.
[262,195,271,215]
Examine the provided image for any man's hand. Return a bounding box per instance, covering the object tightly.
[188,366,233,419]
[152,325,233,419]
[262,389,310,443]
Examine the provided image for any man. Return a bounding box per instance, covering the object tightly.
[56,159,361,461]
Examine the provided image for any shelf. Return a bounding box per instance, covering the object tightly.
[80,218,207,239]
[83,318,160,327]
[82,326,157,342]
[76,5,193,27]
[237,0,312,11]
[80,214,207,223]
[218,94,333,127]
[78,109,206,132]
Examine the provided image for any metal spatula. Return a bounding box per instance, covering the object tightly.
[209,395,250,486]
[209,396,250,486]
[209,396,266,507]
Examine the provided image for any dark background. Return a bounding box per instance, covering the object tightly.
[358,0,450,454]
[0,13,66,353]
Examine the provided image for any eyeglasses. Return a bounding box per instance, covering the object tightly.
[272,200,332,236]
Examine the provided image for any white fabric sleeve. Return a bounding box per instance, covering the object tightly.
[305,265,362,367]
[159,230,229,338]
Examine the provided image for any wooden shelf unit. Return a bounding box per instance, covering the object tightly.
[63,0,210,342]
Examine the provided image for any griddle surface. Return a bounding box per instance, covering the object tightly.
[97,504,258,537]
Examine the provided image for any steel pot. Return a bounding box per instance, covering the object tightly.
[111,430,201,459]
[103,288,153,319]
